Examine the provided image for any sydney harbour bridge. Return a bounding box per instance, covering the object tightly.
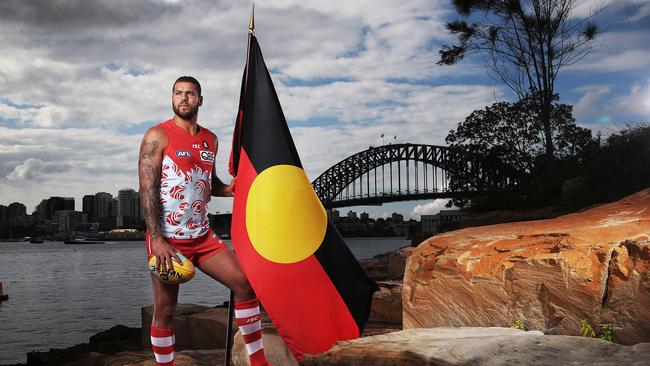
[312,143,519,209]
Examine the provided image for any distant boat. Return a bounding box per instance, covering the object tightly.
[64,237,105,244]
[0,282,8,301]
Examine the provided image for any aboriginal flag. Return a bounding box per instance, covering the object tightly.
[229,35,377,361]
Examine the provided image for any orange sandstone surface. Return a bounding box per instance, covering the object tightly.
[403,188,650,344]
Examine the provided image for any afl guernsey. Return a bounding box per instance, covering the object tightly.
[158,119,216,240]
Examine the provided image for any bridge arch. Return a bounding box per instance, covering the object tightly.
[312,143,514,209]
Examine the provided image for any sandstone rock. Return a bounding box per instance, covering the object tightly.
[141,304,234,350]
[359,246,414,281]
[300,327,650,366]
[26,325,141,366]
[403,188,650,344]
[368,281,402,326]
[229,306,401,366]
[231,311,298,366]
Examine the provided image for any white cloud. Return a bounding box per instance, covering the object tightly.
[573,79,650,124]
[610,79,650,117]
[0,0,646,218]
[409,199,449,219]
[6,158,72,181]
[573,85,612,119]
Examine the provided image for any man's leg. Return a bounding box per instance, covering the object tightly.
[150,274,179,366]
[199,250,270,366]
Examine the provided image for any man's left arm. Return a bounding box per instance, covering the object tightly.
[211,136,235,197]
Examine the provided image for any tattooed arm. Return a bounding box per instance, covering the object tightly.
[211,135,235,197]
[138,127,179,273]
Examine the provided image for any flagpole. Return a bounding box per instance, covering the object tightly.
[244,3,255,95]
[225,6,255,366]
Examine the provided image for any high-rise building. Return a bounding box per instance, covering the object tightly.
[0,205,8,221]
[329,209,340,222]
[94,192,113,218]
[360,212,370,221]
[117,188,138,228]
[118,188,138,218]
[347,210,358,220]
[53,210,87,232]
[82,195,95,221]
[38,197,74,220]
[111,198,118,217]
[63,197,75,211]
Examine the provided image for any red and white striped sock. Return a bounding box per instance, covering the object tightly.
[150,325,175,366]
[235,298,271,366]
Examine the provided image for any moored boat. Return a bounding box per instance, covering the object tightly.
[64,237,105,244]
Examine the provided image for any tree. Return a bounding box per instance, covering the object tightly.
[445,96,594,208]
[438,0,599,158]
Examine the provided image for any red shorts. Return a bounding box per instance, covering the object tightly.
[146,228,228,266]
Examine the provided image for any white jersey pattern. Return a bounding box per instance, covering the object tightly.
[159,155,212,239]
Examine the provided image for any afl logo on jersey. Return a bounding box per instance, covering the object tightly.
[200,150,215,162]
[176,150,192,158]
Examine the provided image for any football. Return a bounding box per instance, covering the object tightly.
[148,253,195,284]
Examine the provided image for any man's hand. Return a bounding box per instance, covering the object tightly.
[150,233,182,274]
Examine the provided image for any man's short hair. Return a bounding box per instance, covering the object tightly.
[173,76,202,96]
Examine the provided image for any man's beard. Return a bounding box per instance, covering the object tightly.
[173,104,199,120]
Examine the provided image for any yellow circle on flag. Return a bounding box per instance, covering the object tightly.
[246,164,327,264]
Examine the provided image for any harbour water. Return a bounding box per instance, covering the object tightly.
[0,237,409,365]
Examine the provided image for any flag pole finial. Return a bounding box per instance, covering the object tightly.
[249,3,255,34]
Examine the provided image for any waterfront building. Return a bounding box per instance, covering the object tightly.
[421,214,438,235]
[53,210,87,232]
[421,210,463,234]
[111,198,118,217]
[82,195,95,221]
[97,216,117,231]
[347,210,358,220]
[329,209,340,222]
[0,205,7,221]
[63,197,75,211]
[117,188,138,228]
[391,212,404,223]
[38,197,71,220]
[360,212,370,222]
[94,192,113,218]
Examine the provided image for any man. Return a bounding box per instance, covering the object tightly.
[138,76,270,366]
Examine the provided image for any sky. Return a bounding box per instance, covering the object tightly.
[0,0,649,220]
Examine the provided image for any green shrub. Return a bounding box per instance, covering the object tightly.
[511,319,526,330]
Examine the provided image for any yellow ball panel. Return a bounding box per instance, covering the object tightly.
[148,253,195,284]
[246,165,327,264]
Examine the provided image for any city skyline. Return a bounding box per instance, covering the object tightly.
[1,1,649,219]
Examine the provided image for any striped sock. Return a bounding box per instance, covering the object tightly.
[235,298,270,366]
[150,325,175,366]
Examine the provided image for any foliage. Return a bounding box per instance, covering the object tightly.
[444,95,594,208]
[580,320,596,338]
[511,319,526,330]
[438,0,599,157]
[580,320,615,342]
[599,324,614,342]
[573,124,650,205]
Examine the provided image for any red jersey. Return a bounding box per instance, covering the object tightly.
[157,119,216,240]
